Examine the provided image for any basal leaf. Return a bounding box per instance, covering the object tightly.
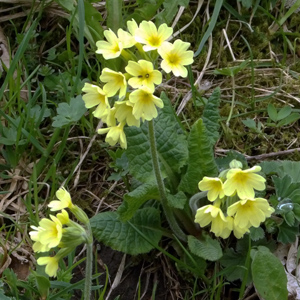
[125,92,188,183]
[179,118,218,194]
[118,181,159,221]
[202,87,221,145]
[252,247,288,300]
[188,235,222,261]
[91,207,162,255]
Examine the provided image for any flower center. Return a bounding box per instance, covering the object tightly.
[168,53,180,65]
[148,35,161,47]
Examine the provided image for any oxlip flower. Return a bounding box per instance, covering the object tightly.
[227,197,275,229]
[127,19,139,37]
[30,226,51,253]
[129,87,163,121]
[30,215,63,251]
[125,60,162,92]
[114,101,140,127]
[198,177,225,202]
[134,21,173,51]
[158,40,194,77]
[98,120,127,149]
[82,83,109,119]
[48,187,75,211]
[223,166,266,199]
[195,205,232,238]
[96,29,135,60]
[100,68,127,98]
[37,256,59,277]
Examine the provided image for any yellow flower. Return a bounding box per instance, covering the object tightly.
[37,215,63,249]
[37,256,59,277]
[134,21,173,51]
[56,209,70,225]
[100,68,127,98]
[127,19,139,37]
[129,87,163,121]
[98,121,127,149]
[48,187,75,211]
[114,101,140,127]
[227,198,275,229]
[30,226,51,253]
[82,83,110,119]
[223,166,266,199]
[198,177,225,202]
[233,223,250,239]
[125,60,162,92]
[195,205,232,239]
[158,40,194,78]
[96,29,135,60]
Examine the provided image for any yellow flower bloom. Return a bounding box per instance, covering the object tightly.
[198,177,225,202]
[38,215,63,249]
[114,101,140,127]
[56,209,70,225]
[195,205,232,238]
[127,19,139,37]
[48,187,75,211]
[125,60,162,92]
[98,121,127,149]
[100,68,127,98]
[30,226,51,253]
[37,256,59,277]
[233,223,250,239]
[129,87,164,121]
[134,21,173,51]
[96,29,135,60]
[223,166,266,199]
[227,198,275,229]
[82,83,110,119]
[158,40,194,78]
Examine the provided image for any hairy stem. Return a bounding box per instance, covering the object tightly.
[148,120,187,242]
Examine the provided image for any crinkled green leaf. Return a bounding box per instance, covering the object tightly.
[166,191,187,209]
[188,235,222,261]
[91,207,162,255]
[125,92,188,183]
[118,181,159,221]
[52,96,87,127]
[252,247,288,300]
[202,87,221,145]
[179,119,218,194]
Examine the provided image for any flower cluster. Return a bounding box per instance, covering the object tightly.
[195,160,275,239]
[82,20,194,149]
[30,188,89,277]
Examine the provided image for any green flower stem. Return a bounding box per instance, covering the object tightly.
[148,120,187,242]
[83,224,93,300]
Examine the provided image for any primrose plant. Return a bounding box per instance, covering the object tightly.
[31,19,288,299]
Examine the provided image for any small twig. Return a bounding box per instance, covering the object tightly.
[216,148,300,161]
